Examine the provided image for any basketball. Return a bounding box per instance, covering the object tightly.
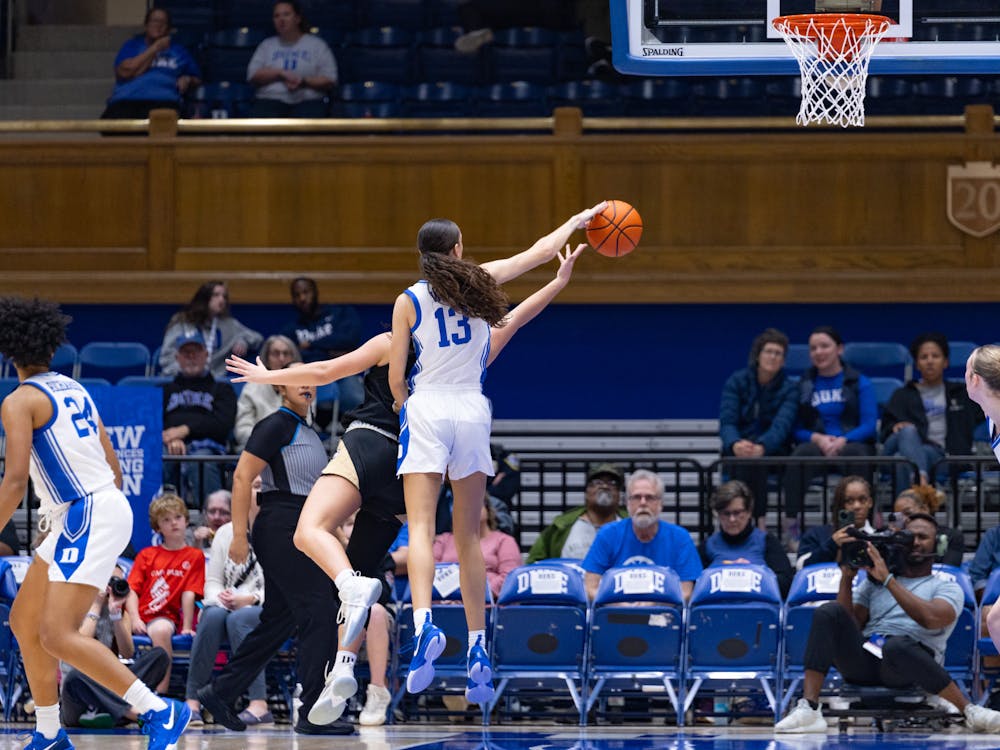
[586,200,643,257]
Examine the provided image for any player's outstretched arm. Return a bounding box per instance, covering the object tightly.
[487,243,584,365]
[226,333,391,385]
[480,201,606,284]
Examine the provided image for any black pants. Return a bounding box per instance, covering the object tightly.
[211,500,401,714]
[61,647,169,726]
[781,442,874,517]
[803,601,952,694]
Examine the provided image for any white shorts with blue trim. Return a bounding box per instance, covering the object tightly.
[396,389,493,480]
[36,487,133,589]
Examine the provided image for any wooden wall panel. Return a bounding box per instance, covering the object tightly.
[0,119,998,304]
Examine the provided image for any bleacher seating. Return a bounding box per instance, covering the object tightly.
[75,341,151,381]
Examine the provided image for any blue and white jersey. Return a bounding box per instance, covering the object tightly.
[990,416,1000,463]
[404,280,491,393]
[23,372,116,510]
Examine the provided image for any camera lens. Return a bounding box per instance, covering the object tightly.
[109,577,130,597]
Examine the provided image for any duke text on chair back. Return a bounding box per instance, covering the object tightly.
[492,563,590,725]
[586,565,686,725]
[684,564,782,722]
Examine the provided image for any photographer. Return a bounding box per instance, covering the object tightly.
[796,475,874,570]
[776,513,1000,733]
[60,565,169,728]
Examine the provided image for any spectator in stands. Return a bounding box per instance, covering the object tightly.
[234,334,302,453]
[968,525,1000,597]
[190,489,232,552]
[61,564,170,729]
[699,480,793,597]
[162,330,237,507]
[453,0,577,53]
[526,462,627,563]
[435,492,522,599]
[101,7,201,119]
[160,280,263,378]
[582,468,703,599]
[894,485,964,567]
[0,518,19,556]
[247,2,338,118]
[435,482,516,537]
[126,493,205,693]
[797,475,874,570]
[184,490,268,727]
[782,326,877,549]
[775,512,1000,733]
[880,332,983,489]
[489,442,522,508]
[281,277,363,412]
[718,327,798,523]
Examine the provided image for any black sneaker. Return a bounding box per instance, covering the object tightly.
[294,718,356,735]
[196,685,246,731]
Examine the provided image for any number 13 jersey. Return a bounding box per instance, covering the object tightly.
[23,371,116,509]
[404,280,491,393]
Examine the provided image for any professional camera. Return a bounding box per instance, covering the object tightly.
[109,576,131,598]
[842,526,915,573]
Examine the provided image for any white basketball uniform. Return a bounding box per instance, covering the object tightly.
[25,372,133,588]
[396,280,494,479]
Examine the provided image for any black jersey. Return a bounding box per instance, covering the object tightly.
[246,406,327,503]
[341,350,416,435]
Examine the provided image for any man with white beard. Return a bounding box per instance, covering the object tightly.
[527,463,628,563]
[582,469,703,600]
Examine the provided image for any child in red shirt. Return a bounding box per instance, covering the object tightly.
[127,493,205,692]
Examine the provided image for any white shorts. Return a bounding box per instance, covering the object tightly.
[396,389,493,480]
[36,487,133,590]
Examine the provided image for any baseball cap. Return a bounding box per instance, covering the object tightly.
[586,462,624,487]
[174,329,206,349]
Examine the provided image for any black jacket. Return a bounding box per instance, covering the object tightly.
[879,380,984,454]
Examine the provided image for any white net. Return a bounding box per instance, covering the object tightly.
[773,14,891,128]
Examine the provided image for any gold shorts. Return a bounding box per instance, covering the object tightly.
[322,438,360,490]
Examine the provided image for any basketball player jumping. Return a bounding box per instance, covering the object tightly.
[0,297,190,750]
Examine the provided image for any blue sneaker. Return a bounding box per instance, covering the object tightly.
[140,699,191,750]
[464,638,495,704]
[21,729,73,750]
[405,617,446,694]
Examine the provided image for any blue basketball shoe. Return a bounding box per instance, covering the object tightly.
[21,729,73,750]
[140,699,191,750]
[405,615,446,694]
[464,636,495,704]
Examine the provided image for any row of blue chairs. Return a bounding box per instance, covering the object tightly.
[0,342,153,381]
[388,560,993,725]
[785,339,983,382]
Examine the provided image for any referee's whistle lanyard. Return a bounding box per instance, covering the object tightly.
[278,405,310,426]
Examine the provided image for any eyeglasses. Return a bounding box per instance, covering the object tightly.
[588,479,619,489]
[718,508,749,519]
[628,493,660,504]
[759,347,785,358]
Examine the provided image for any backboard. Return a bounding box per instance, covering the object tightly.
[612,0,1000,75]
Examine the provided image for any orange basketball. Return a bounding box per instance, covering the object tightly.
[586,200,643,257]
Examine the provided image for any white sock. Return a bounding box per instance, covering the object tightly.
[414,608,432,630]
[334,569,354,589]
[123,679,168,715]
[35,703,60,739]
[468,630,486,656]
[334,650,357,672]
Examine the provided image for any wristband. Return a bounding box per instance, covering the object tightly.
[86,613,100,622]
[881,573,894,587]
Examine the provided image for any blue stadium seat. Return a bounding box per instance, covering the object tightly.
[869,376,904,412]
[585,566,686,723]
[118,375,173,388]
[622,78,693,117]
[683,564,782,722]
[913,76,990,115]
[417,27,485,85]
[75,342,151,381]
[78,378,112,390]
[50,342,78,376]
[202,28,268,84]
[334,81,401,118]
[187,81,256,119]
[843,341,913,381]
[864,76,914,116]
[555,30,587,81]
[547,80,623,117]
[306,1,358,31]
[0,556,32,587]
[0,560,24,720]
[975,568,1000,703]
[764,76,801,117]
[932,564,977,697]
[694,77,766,117]
[340,27,416,84]
[159,1,215,35]
[946,340,979,379]
[492,563,590,724]
[401,82,475,117]
[216,0,274,30]
[476,82,548,117]
[488,28,557,83]
[783,342,811,373]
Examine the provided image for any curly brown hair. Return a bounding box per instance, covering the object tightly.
[0,297,70,368]
[896,484,944,514]
[417,219,509,327]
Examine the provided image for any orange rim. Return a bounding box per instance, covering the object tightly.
[773,13,892,38]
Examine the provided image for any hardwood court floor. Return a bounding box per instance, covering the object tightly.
[4,724,1000,750]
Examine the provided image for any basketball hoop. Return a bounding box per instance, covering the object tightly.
[772,14,892,128]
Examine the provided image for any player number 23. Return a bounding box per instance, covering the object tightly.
[434,308,472,347]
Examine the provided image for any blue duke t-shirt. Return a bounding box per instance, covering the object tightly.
[108,37,201,104]
[582,518,703,582]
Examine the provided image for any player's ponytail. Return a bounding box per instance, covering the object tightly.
[417,219,509,327]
